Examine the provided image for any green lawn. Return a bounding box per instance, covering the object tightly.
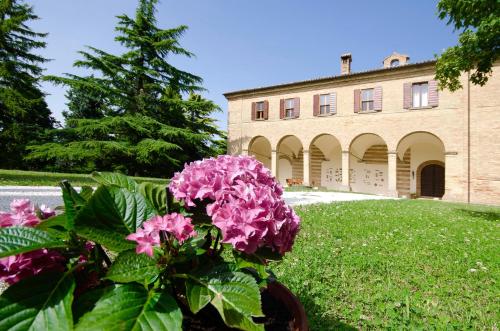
[273,200,499,330]
[0,169,168,186]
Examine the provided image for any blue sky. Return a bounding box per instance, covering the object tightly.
[29,0,458,129]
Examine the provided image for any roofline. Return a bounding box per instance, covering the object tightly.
[223,60,436,99]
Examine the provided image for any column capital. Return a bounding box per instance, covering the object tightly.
[271,149,277,153]
[445,151,458,156]
[342,150,350,154]
[302,149,310,153]
[387,151,397,155]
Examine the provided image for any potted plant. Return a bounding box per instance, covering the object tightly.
[0,155,308,330]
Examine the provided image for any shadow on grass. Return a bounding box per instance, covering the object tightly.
[297,292,357,331]
[458,209,500,222]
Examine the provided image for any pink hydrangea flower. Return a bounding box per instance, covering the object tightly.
[127,213,196,257]
[0,249,66,285]
[169,155,300,255]
[39,204,56,219]
[0,199,40,227]
[0,199,67,285]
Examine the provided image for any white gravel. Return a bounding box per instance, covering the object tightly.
[283,191,396,206]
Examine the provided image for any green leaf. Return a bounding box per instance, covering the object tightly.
[92,171,139,192]
[233,251,269,280]
[60,180,87,229]
[74,186,156,252]
[0,227,66,258]
[186,267,264,331]
[72,287,112,324]
[106,249,160,283]
[0,272,75,331]
[76,284,182,331]
[79,186,94,201]
[138,182,167,215]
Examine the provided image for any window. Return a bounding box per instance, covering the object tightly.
[285,98,294,118]
[256,101,265,119]
[412,82,428,108]
[319,94,330,114]
[361,89,374,111]
[390,59,400,67]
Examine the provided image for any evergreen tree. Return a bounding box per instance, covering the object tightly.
[0,0,54,168]
[28,0,223,176]
[62,76,109,121]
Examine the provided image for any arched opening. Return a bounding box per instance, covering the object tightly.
[277,135,303,187]
[349,133,388,195]
[309,134,342,188]
[248,136,272,169]
[396,132,445,198]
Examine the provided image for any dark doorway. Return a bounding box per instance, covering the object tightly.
[420,164,445,197]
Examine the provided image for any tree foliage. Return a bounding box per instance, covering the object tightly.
[435,0,500,91]
[29,0,225,176]
[0,0,55,168]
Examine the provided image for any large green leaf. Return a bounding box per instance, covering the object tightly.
[74,186,156,251]
[186,268,264,331]
[138,182,167,215]
[92,172,139,192]
[0,227,65,258]
[75,284,182,331]
[106,249,160,283]
[0,272,75,331]
[60,180,87,229]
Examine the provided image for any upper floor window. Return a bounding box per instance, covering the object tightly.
[361,88,374,111]
[255,101,265,119]
[319,94,330,114]
[390,59,400,67]
[285,98,294,118]
[412,82,428,108]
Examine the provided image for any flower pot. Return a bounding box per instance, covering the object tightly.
[266,281,309,331]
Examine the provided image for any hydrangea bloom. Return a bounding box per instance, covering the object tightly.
[0,199,66,285]
[169,155,300,255]
[0,198,40,227]
[127,213,196,257]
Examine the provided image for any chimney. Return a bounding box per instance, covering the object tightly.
[340,53,352,75]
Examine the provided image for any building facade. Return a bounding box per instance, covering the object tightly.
[224,53,500,205]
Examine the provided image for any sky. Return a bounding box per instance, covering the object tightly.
[28,0,458,130]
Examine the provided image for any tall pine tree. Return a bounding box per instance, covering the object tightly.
[28,0,224,176]
[0,0,54,169]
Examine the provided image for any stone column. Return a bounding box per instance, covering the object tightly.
[303,149,310,187]
[341,150,350,191]
[387,151,398,197]
[271,150,278,178]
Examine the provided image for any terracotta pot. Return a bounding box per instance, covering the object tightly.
[267,281,309,331]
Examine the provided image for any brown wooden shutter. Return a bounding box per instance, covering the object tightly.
[353,89,360,113]
[373,86,382,111]
[403,83,412,109]
[251,102,256,120]
[293,97,300,118]
[279,99,285,119]
[330,92,336,114]
[428,80,439,107]
[263,100,269,120]
[313,94,319,116]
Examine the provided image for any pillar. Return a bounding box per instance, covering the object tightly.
[271,150,278,178]
[241,149,248,156]
[442,151,464,202]
[303,149,310,186]
[340,150,350,191]
[387,151,398,197]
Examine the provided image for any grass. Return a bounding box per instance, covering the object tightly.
[0,169,168,186]
[273,199,499,330]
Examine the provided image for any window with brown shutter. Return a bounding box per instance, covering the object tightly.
[285,98,294,118]
[293,97,300,118]
[319,94,330,114]
[313,94,320,116]
[251,102,256,120]
[255,101,265,120]
[428,80,439,107]
[411,82,429,108]
[263,100,269,119]
[361,88,374,111]
[354,89,360,113]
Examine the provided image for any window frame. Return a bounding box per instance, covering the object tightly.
[319,94,330,115]
[285,98,294,118]
[255,101,265,120]
[411,82,429,108]
[361,88,374,111]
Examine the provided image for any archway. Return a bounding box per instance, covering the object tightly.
[248,136,272,169]
[349,133,388,195]
[396,132,445,198]
[277,135,303,187]
[309,134,342,188]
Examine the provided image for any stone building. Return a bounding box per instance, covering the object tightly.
[224,53,500,205]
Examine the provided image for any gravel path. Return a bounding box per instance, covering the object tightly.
[0,186,395,210]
